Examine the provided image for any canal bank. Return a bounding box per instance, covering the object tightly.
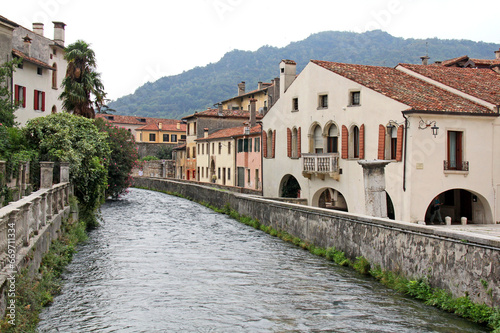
[133,177,500,312]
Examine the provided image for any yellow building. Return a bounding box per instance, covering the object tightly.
[135,122,186,144]
[220,80,279,114]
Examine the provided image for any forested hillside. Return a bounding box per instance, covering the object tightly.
[108,30,499,119]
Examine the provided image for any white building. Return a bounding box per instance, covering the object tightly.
[263,58,500,224]
[9,20,67,126]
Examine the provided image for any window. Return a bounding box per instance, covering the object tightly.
[218,168,221,179]
[181,135,186,140]
[314,125,323,153]
[187,147,190,158]
[247,169,251,183]
[14,85,26,108]
[34,90,45,111]
[52,63,57,89]
[218,143,222,154]
[319,94,328,108]
[292,97,299,111]
[350,91,360,106]
[227,168,231,180]
[228,142,231,154]
[193,122,197,135]
[327,124,338,153]
[202,143,205,155]
[171,134,177,142]
[37,67,43,75]
[389,127,398,160]
[149,133,156,142]
[353,126,360,158]
[292,128,298,158]
[212,143,215,154]
[192,146,196,158]
[447,131,464,170]
[254,137,260,152]
[163,134,169,142]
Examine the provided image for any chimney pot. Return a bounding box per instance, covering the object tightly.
[420,55,430,65]
[52,21,66,46]
[176,122,180,129]
[33,23,44,36]
[204,128,209,138]
[280,59,296,95]
[249,98,257,127]
[258,81,263,90]
[158,122,162,130]
[238,81,246,96]
[22,35,32,56]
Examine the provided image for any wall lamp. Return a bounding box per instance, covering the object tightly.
[386,120,404,134]
[418,118,439,137]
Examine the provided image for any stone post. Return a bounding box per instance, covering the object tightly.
[40,192,47,226]
[21,202,32,247]
[358,160,391,218]
[0,161,5,207]
[60,162,70,183]
[40,162,54,189]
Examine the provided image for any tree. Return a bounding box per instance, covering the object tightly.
[0,59,21,127]
[60,40,106,119]
[94,118,138,199]
[24,113,110,227]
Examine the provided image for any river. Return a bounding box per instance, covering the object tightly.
[37,188,488,332]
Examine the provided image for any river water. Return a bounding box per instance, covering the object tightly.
[37,188,488,332]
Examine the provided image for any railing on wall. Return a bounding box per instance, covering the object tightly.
[302,153,340,180]
[0,161,71,271]
[443,160,469,172]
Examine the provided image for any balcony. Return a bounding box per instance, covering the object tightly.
[444,160,469,172]
[302,153,340,180]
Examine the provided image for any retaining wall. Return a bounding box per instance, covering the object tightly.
[134,177,500,308]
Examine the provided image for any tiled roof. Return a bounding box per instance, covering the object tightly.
[440,55,469,67]
[221,85,273,103]
[95,114,186,130]
[398,63,500,105]
[440,55,500,68]
[311,60,494,114]
[12,49,53,70]
[136,123,185,132]
[196,125,261,141]
[0,15,19,28]
[182,108,264,120]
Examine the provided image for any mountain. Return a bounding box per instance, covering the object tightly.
[108,30,499,119]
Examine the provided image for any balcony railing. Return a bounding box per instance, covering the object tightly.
[443,160,469,172]
[302,153,340,180]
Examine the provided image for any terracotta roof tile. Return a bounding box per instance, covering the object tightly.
[311,60,494,114]
[12,49,53,70]
[182,108,264,120]
[95,114,186,130]
[196,125,261,141]
[398,63,500,105]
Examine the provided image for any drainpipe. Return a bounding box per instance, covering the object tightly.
[402,112,408,192]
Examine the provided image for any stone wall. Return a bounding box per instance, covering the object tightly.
[137,143,176,159]
[133,177,500,308]
[132,160,175,178]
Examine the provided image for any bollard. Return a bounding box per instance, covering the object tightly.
[461,217,467,225]
[445,216,452,225]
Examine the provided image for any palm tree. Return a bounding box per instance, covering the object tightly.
[60,40,106,119]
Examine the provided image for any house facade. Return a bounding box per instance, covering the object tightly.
[220,80,279,114]
[10,21,68,126]
[262,59,500,224]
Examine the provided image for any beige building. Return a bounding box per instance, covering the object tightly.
[220,80,279,114]
[263,57,500,224]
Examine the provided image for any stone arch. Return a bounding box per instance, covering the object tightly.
[386,191,395,220]
[312,187,348,211]
[424,189,493,224]
[279,174,301,198]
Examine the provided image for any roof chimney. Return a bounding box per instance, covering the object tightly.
[257,81,263,90]
[280,59,296,96]
[176,122,180,130]
[33,23,44,36]
[204,128,209,138]
[218,103,223,116]
[495,48,500,60]
[238,81,245,96]
[420,55,430,65]
[158,122,162,130]
[53,21,66,46]
[249,98,257,127]
[22,35,32,56]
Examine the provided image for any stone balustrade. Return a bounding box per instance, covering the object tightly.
[0,162,71,271]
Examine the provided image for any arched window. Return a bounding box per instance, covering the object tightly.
[327,123,338,153]
[292,127,298,158]
[314,125,323,153]
[52,63,57,89]
[51,105,57,114]
[349,124,364,159]
[352,126,359,158]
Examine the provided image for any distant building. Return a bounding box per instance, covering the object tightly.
[0,16,68,126]
[220,80,280,115]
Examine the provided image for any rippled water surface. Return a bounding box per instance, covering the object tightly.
[38,188,488,332]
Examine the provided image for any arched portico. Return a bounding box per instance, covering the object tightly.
[424,189,492,224]
[312,187,348,211]
[279,174,301,198]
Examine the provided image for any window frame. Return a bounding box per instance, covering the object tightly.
[349,91,361,106]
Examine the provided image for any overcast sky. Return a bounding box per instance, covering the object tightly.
[2,0,499,101]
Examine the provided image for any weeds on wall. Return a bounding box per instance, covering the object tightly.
[0,218,87,332]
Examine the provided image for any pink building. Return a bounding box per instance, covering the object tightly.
[234,125,262,190]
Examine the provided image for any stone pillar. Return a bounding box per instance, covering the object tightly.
[46,189,53,220]
[0,161,5,207]
[40,162,54,189]
[60,162,70,183]
[358,160,391,218]
[32,197,41,232]
[21,202,32,247]
[40,192,47,226]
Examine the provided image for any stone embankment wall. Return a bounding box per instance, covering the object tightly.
[0,162,73,318]
[134,177,500,308]
[132,160,175,178]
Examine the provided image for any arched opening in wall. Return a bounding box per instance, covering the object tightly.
[386,191,395,220]
[313,125,323,153]
[350,125,360,158]
[325,122,339,153]
[267,130,273,156]
[424,189,492,224]
[280,174,301,198]
[313,188,348,211]
[51,105,57,114]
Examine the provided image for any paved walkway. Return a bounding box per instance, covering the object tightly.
[432,223,500,238]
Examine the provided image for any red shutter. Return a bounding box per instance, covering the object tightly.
[272,130,276,158]
[34,90,39,110]
[297,127,301,158]
[41,91,45,111]
[341,125,348,159]
[22,87,26,108]
[378,124,385,160]
[14,85,19,103]
[359,124,365,159]
[287,128,292,158]
[262,131,267,158]
[396,125,404,162]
